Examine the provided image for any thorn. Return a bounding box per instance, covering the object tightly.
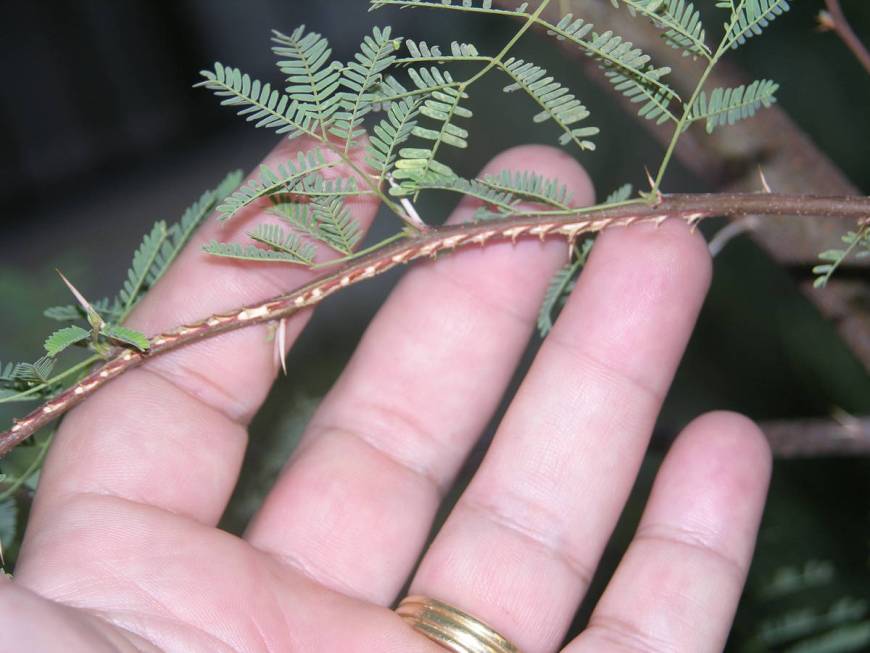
[56,270,104,330]
[386,174,429,231]
[276,318,288,376]
[758,166,772,193]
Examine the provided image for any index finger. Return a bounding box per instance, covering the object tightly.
[23,138,381,527]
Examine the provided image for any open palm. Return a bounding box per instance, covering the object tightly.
[1,143,770,653]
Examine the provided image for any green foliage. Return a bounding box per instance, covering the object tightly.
[501,57,599,149]
[310,197,364,254]
[119,221,169,315]
[689,79,778,133]
[203,241,316,265]
[612,0,709,58]
[726,0,790,49]
[217,151,330,221]
[43,326,89,357]
[365,96,422,180]
[392,72,472,190]
[813,223,870,288]
[197,63,315,138]
[334,26,400,151]
[537,239,594,336]
[547,13,677,124]
[99,325,150,352]
[480,170,573,209]
[272,26,343,133]
[604,183,634,204]
[248,224,318,262]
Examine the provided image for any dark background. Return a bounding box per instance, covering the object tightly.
[1,1,869,650]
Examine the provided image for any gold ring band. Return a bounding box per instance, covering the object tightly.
[396,595,521,653]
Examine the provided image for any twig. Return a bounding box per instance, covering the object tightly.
[759,415,870,457]
[2,192,870,457]
[820,0,870,77]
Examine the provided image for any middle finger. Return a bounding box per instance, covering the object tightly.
[409,218,712,653]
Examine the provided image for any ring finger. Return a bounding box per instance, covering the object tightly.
[407,218,713,653]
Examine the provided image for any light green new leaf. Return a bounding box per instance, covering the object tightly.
[43,326,90,357]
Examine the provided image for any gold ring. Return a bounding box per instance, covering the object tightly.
[396,595,522,653]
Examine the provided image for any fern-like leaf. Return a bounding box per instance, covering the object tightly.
[310,197,363,254]
[217,150,330,221]
[365,97,423,180]
[333,26,400,151]
[271,26,343,133]
[726,0,790,49]
[197,63,315,138]
[393,69,471,190]
[248,224,318,262]
[612,0,709,58]
[689,79,778,133]
[146,170,242,287]
[396,175,520,219]
[43,326,90,357]
[100,325,150,352]
[203,241,315,265]
[12,357,57,384]
[502,57,599,150]
[480,170,574,209]
[119,221,169,314]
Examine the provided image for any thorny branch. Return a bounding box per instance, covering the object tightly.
[2,191,870,457]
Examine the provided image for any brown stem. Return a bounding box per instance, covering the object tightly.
[759,415,870,457]
[823,0,870,76]
[2,192,869,457]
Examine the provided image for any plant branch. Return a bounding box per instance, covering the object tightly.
[821,0,870,76]
[2,191,869,457]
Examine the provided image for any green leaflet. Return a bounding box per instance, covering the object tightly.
[118,221,169,315]
[365,96,422,180]
[501,57,599,150]
[217,150,330,221]
[813,224,870,289]
[272,26,343,132]
[726,0,790,50]
[537,239,595,337]
[248,224,319,262]
[11,357,57,385]
[689,79,778,133]
[197,63,315,138]
[333,26,400,151]
[604,183,634,204]
[310,197,363,255]
[100,325,150,352]
[612,0,709,58]
[203,241,316,266]
[480,170,574,209]
[43,326,90,357]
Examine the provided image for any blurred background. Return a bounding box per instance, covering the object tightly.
[1,1,869,650]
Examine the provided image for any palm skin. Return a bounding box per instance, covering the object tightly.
[0,143,770,653]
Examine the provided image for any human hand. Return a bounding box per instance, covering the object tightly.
[0,143,770,653]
